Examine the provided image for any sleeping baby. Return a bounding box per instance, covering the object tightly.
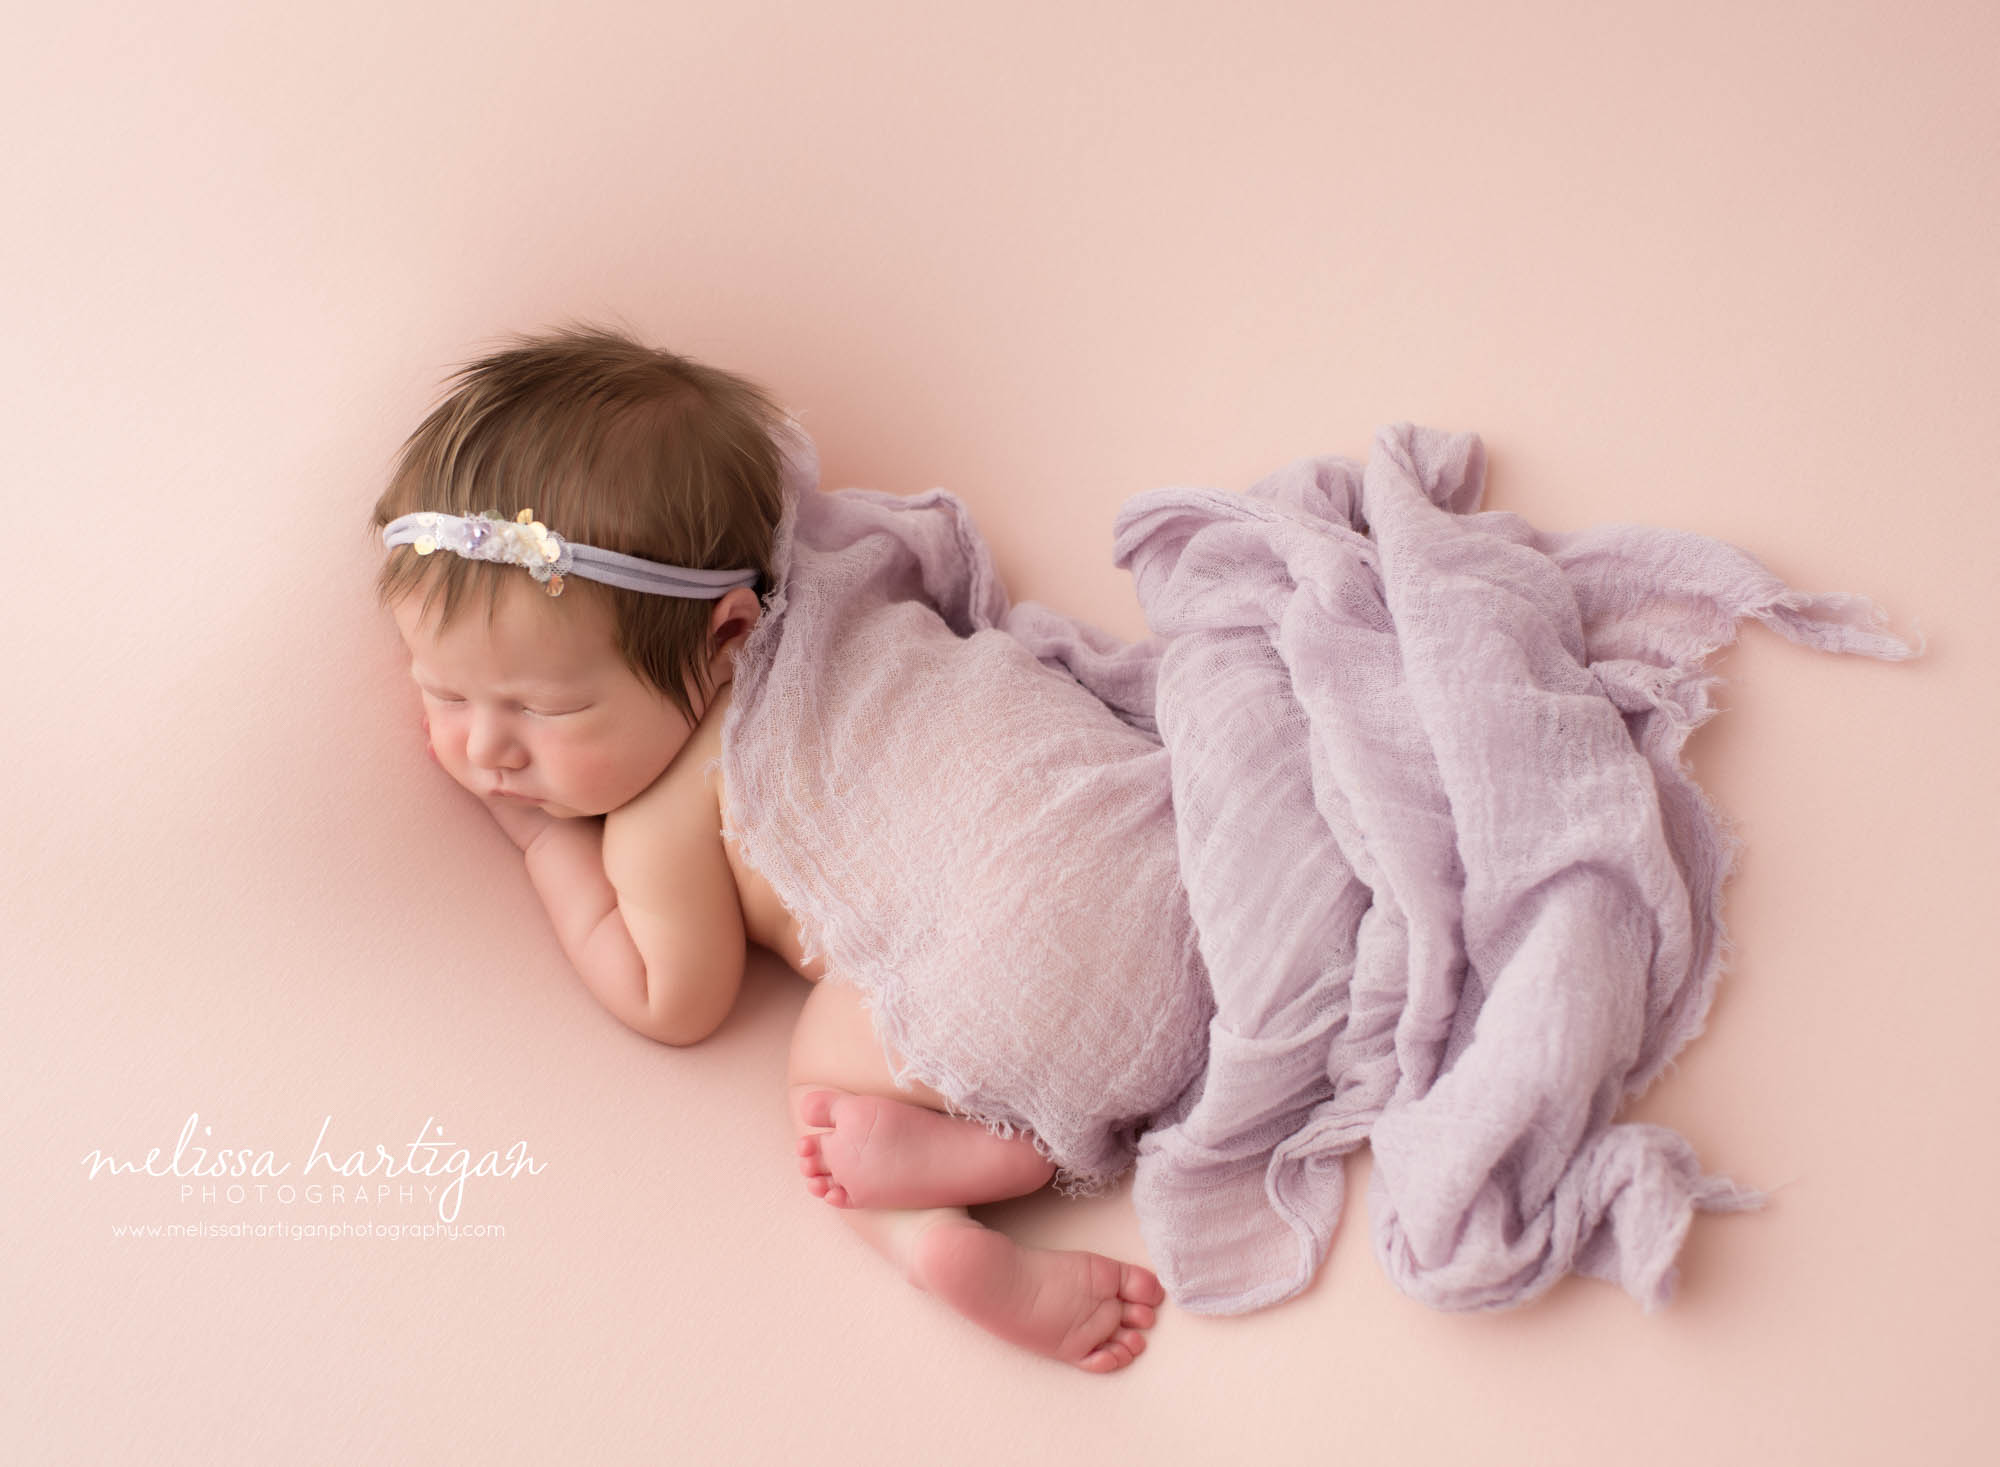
[371,324,1172,1373]
[378,316,1915,1341]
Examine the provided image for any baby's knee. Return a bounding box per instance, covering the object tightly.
[785,980,952,1112]
[786,980,874,1087]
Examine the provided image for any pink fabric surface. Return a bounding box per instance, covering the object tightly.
[721,419,1918,1316]
[12,4,1990,1459]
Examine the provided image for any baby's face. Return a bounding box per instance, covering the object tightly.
[390,575,703,820]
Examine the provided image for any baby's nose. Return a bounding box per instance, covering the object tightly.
[465,710,526,769]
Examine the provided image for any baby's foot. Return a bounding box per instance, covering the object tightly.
[795,1088,1056,1209]
[910,1218,1164,1373]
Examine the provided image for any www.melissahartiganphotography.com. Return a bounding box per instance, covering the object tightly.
[108,1220,505,1241]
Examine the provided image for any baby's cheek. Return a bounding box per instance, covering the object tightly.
[424,718,477,788]
[565,750,618,795]
[568,746,647,808]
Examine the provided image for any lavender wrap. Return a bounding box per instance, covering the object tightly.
[718,419,1920,1315]
[717,424,1214,1198]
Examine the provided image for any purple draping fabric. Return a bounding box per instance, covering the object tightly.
[719,420,1920,1314]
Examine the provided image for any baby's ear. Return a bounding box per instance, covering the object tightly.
[709,587,760,649]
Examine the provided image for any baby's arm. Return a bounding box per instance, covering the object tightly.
[598,767,747,1045]
[485,803,653,1035]
[488,790,741,1047]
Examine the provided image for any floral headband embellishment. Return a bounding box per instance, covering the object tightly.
[407,508,571,595]
[381,508,761,601]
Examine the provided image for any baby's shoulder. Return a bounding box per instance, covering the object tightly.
[691,680,734,786]
[606,685,731,842]
[642,680,735,847]
[603,710,728,894]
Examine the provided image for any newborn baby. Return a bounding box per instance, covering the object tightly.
[373,324,1164,1372]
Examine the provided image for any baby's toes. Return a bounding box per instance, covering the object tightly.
[1080,1329,1145,1372]
[1120,1264,1166,1308]
[798,1088,843,1129]
[796,1134,831,1180]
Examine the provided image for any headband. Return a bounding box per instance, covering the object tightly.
[381,508,760,600]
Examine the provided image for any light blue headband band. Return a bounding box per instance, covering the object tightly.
[381,508,760,600]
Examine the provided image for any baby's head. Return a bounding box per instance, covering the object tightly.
[371,323,792,818]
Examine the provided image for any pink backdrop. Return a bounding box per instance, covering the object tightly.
[7,2,1994,1461]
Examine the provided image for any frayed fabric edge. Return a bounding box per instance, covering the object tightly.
[839,971,1125,1201]
[717,790,1121,1202]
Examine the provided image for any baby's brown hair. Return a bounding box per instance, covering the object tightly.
[370,323,791,725]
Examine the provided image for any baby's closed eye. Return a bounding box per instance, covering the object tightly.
[419,687,586,717]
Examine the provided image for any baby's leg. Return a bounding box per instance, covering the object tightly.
[787,980,1162,1372]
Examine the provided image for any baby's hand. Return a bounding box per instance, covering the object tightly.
[483,795,557,854]
[420,709,555,852]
